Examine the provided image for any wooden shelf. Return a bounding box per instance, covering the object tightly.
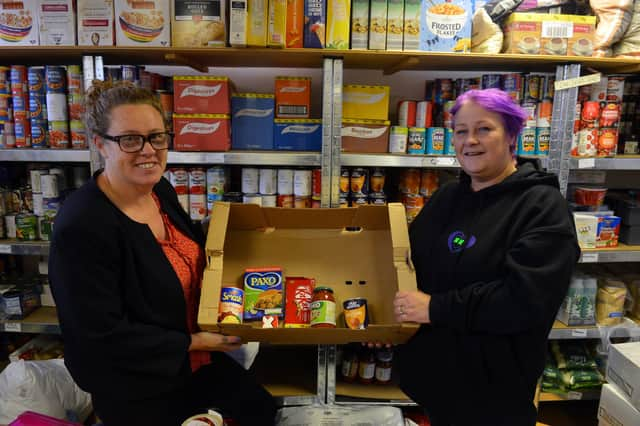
[0,47,638,74]
[580,244,640,263]
[539,389,601,402]
[336,380,412,402]
[1,307,59,334]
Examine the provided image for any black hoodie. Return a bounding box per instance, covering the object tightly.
[398,161,580,425]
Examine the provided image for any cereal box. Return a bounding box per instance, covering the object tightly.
[0,0,38,46]
[420,0,473,52]
[284,277,315,328]
[229,0,248,47]
[243,267,284,321]
[326,0,349,49]
[173,114,231,151]
[502,12,544,54]
[403,0,420,51]
[368,0,387,50]
[343,85,390,121]
[38,0,75,46]
[350,0,368,49]
[268,0,286,47]
[286,0,303,48]
[115,0,170,46]
[596,216,621,248]
[304,0,325,48]
[247,0,267,46]
[171,0,226,47]
[173,76,231,114]
[77,0,114,46]
[275,76,311,118]
[386,0,404,51]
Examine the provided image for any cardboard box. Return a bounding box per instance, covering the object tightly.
[173,76,231,114]
[275,76,311,118]
[198,203,420,344]
[304,0,325,47]
[606,342,640,412]
[77,0,114,46]
[350,0,368,49]
[115,0,170,46]
[268,0,286,47]
[229,0,247,46]
[403,0,419,51]
[0,0,39,46]
[247,0,267,46]
[285,0,303,48]
[368,0,387,50]
[419,0,472,52]
[568,15,595,57]
[274,119,322,151]
[539,14,596,57]
[596,216,621,248]
[598,384,640,426]
[38,0,76,46]
[171,0,226,47]
[325,0,349,49]
[343,85,390,121]
[386,0,403,51]
[341,119,390,153]
[503,12,544,54]
[231,93,275,150]
[574,213,598,249]
[173,114,231,151]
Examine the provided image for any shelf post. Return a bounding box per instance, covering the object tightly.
[331,59,344,208]
[321,58,334,209]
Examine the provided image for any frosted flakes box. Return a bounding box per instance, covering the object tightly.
[171,0,226,47]
[77,0,114,46]
[419,0,473,52]
[243,267,284,321]
[115,0,170,46]
[38,0,75,46]
[0,0,39,46]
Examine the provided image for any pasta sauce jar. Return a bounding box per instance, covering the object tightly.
[310,286,336,328]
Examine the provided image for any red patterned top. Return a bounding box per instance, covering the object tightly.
[153,194,210,372]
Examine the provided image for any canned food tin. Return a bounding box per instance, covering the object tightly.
[598,128,618,157]
[339,168,350,195]
[0,94,9,121]
[189,168,206,195]
[241,167,259,194]
[444,128,455,155]
[121,65,139,83]
[68,93,84,121]
[259,168,277,195]
[407,127,426,154]
[426,127,445,155]
[501,73,522,102]
[397,100,416,128]
[481,74,501,89]
[399,168,421,194]
[351,193,367,206]
[521,102,538,128]
[402,193,425,223]
[48,121,69,148]
[10,65,27,89]
[70,120,87,149]
[389,126,408,153]
[169,168,189,195]
[66,65,83,94]
[46,92,68,122]
[277,169,294,195]
[339,195,349,208]
[218,287,244,324]
[206,166,227,201]
[14,116,31,147]
[420,170,439,197]
[41,174,59,198]
[599,103,620,128]
[370,168,385,193]
[243,193,262,206]
[29,95,46,120]
[442,101,456,129]
[606,76,625,103]
[536,99,552,128]
[32,192,44,216]
[577,128,598,156]
[11,92,27,115]
[369,193,386,205]
[543,75,555,100]
[27,67,45,93]
[4,214,17,238]
[0,66,9,94]
[262,194,277,207]
[293,169,312,196]
[45,66,67,93]
[294,195,311,208]
[223,191,243,203]
[31,119,48,148]
[581,101,600,129]
[312,168,321,198]
[343,297,369,329]
[189,192,207,220]
[311,197,321,208]
[523,74,542,102]
[3,121,16,148]
[277,194,294,208]
[517,127,536,155]
[415,101,433,128]
[16,213,38,241]
[350,168,368,195]
[535,127,550,156]
[38,216,53,241]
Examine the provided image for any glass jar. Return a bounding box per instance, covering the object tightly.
[358,347,376,384]
[310,286,336,328]
[340,345,359,382]
[375,348,393,384]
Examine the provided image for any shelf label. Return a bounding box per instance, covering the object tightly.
[571,329,588,338]
[581,252,599,263]
[207,153,225,164]
[567,391,583,400]
[435,157,456,166]
[578,158,596,169]
[0,244,11,254]
[4,322,21,332]
[555,73,602,91]
[569,170,606,184]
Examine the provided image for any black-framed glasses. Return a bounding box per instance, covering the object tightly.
[99,131,172,153]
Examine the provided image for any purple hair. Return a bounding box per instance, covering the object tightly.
[450,88,528,144]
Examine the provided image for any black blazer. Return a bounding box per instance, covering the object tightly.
[49,173,206,401]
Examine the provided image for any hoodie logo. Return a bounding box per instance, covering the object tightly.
[447,231,476,253]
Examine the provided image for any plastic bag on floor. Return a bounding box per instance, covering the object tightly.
[276,405,404,426]
[0,359,92,424]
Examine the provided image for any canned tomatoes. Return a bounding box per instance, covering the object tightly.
[397,100,416,128]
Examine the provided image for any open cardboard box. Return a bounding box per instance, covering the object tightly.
[198,202,419,344]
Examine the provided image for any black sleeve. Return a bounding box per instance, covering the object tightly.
[429,188,580,335]
[49,217,190,379]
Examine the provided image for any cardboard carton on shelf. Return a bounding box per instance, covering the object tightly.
[606,342,640,413]
[198,202,419,344]
[598,383,640,426]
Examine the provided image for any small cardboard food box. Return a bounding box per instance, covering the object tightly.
[173,76,231,114]
[341,119,390,153]
[114,0,170,46]
[173,114,231,151]
[38,0,76,46]
[171,0,226,47]
[0,0,39,46]
[198,202,419,344]
[598,383,640,426]
[605,342,640,413]
[342,85,390,121]
[77,0,114,46]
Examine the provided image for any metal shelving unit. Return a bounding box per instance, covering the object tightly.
[579,245,640,263]
[548,319,640,340]
[0,149,90,162]
[569,156,640,170]
[0,240,50,256]
[340,153,459,168]
[167,151,322,166]
[1,307,60,334]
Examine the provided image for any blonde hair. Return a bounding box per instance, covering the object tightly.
[84,80,164,136]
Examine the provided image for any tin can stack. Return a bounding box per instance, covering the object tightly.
[339,167,388,208]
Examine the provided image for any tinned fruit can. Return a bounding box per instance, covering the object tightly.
[343,297,369,330]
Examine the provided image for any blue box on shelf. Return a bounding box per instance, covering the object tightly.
[231,93,275,150]
[274,119,322,151]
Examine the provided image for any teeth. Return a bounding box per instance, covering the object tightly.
[138,163,155,169]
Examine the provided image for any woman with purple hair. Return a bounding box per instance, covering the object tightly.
[393,89,580,425]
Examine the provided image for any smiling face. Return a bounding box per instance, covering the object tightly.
[452,101,516,191]
[96,103,167,193]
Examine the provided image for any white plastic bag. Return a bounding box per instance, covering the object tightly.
[276,405,405,426]
[0,359,92,424]
[225,342,260,370]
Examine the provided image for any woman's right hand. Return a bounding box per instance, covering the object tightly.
[189,332,243,352]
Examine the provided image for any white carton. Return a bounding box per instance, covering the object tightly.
[229,0,247,47]
[114,0,170,46]
[598,383,640,426]
[606,342,640,413]
[574,213,598,249]
[77,0,114,46]
[38,0,76,45]
[0,0,39,46]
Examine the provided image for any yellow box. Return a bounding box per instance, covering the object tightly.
[247,0,268,47]
[326,0,351,50]
[343,85,390,121]
[268,0,287,47]
[502,13,545,54]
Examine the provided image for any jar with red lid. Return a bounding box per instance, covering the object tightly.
[310,286,336,328]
